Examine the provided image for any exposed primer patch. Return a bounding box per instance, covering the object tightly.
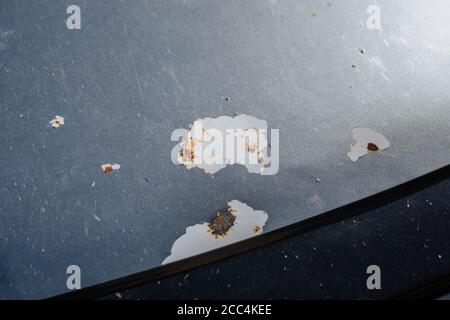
[175,114,269,174]
[347,128,390,162]
[162,200,268,264]
[101,163,120,174]
[49,115,64,128]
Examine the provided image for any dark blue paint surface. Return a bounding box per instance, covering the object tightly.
[0,1,449,298]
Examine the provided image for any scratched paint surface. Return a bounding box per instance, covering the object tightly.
[0,1,449,298]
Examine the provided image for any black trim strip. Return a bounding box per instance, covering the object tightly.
[52,165,450,300]
[394,274,450,300]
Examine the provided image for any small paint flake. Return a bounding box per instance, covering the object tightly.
[49,115,64,128]
[347,128,390,162]
[102,163,120,174]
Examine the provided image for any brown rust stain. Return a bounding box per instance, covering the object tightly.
[208,209,236,238]
[246,144,257,153]
[103,166,113,174]
[253,226,261,234]
[367,142,379,152]
[180,138,196,162]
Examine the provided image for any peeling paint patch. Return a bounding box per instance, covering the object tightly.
[162,200,268,264]
[101,163,120,174]
[347,128,390,161]
[176,114,270,174]
[49,115,64,128]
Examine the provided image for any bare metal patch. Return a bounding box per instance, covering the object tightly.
[162,200,268,265]
[208,209,236,238]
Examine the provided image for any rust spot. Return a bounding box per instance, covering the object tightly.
[208,209,236,237]
[180,138,196,163]
[103,166,113,174]
[253,226,261,234]
[367,142,379,152]
[245,144,257,153]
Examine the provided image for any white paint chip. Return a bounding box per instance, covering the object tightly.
[101,163,120,174]
[49,115,64,128]
[162,200,268,265]
[347,127,390,162]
